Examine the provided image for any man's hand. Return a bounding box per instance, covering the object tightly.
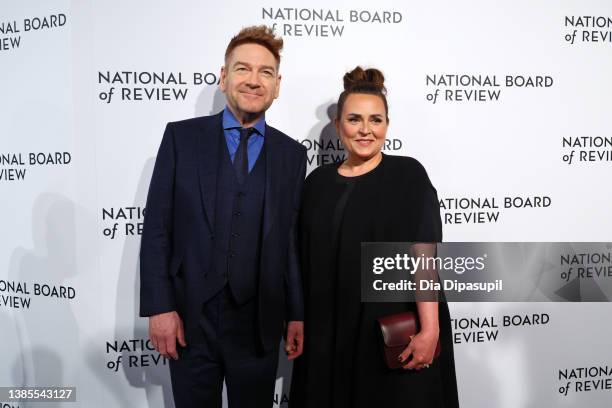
[285,320,304,361]
[149,311,187,360]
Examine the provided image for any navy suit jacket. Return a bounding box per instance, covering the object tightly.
[139,112,306,350]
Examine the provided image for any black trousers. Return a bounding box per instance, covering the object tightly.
[169,288,279,408]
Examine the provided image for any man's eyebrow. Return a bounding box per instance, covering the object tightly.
[232,61,276,72]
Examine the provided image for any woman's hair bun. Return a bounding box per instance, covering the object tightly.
[343,66,386,94]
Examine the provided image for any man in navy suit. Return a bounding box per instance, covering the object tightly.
[139,25,306,408]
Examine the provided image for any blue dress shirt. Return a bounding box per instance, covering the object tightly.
[222,107,265,172]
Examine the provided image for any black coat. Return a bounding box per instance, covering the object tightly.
[291,154,459,408]
[139,112,306,351]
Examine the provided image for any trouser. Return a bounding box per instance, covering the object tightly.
[169,287,279,408]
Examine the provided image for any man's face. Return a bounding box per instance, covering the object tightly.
[220,43,281,120]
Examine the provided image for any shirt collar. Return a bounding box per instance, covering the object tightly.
[222,106,266,136]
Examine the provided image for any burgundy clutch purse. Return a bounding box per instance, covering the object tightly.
[377,311,441,369]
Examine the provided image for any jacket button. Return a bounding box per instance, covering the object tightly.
[234,211,241,216]
[210,234,215,240]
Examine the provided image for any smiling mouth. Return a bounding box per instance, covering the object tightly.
[240,91,262,98]
[356,139,374,145]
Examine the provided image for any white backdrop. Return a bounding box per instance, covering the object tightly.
[2,0,612,407]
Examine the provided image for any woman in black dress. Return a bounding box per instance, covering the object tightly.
[290,67,459,408]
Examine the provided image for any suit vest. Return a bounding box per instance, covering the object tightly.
[209,133,266,304]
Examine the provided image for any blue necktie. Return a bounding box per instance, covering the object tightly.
[234,127,254,184]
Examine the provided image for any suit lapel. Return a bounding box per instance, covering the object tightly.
[262,125,281,240]
[197,112,223,232]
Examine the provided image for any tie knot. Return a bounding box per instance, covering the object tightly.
[239,127,254,142]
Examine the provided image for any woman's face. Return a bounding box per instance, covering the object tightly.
[336,93,388,162]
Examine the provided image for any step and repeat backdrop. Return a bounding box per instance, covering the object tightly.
[2,0,612,407]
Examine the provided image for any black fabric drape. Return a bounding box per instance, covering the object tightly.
[291,154,459,408]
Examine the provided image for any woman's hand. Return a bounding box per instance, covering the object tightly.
[398,327,439,370]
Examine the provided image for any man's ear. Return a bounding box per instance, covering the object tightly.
[219,66,227,92]
[274,73,282,99]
